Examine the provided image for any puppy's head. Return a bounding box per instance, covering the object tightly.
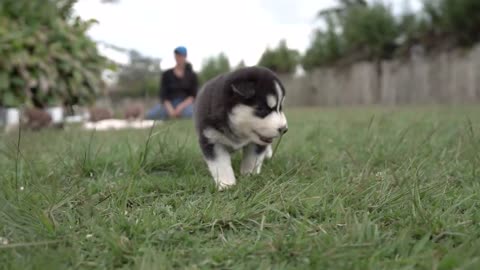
[226,67,288,146]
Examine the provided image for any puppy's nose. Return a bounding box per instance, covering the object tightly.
[278,126,288,135]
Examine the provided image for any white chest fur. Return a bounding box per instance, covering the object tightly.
[203,127,250,151]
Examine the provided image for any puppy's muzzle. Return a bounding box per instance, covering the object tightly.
[278,126,288,135]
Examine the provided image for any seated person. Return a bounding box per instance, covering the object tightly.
[146,46,198,120]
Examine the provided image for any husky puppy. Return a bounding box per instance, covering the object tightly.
[194,66,288,190]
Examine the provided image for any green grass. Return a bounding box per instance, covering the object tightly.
[1,106,480,270]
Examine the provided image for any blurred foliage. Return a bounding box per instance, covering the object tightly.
[303,0,480,70]
[423,0,480,46]
[199,53,231,85]
[234,60,246,70]
[397,12,427,42]
[110,50,161,99]
[316,0,368,19]
[341,3,398,59]
[258,40,300,74]
[0,0,110,108]
[302,16,345,71]
[304,1,398,70]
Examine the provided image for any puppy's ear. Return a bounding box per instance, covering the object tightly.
[231,81,255,98]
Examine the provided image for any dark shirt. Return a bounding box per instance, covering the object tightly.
[159,66,198,103]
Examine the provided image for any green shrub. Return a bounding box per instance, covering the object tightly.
[0,0,110,108]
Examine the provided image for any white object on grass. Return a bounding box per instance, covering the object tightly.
[46,106,64,124]
[0,107,20,127]
[83,119,158,131]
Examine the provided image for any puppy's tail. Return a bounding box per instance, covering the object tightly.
[264,144,273,159]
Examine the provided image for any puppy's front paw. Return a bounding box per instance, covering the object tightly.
[240,163,255,176]
[241,163,264,175]
[264,144,273,159]
[217,180,235,191]
[204,145,236,191]
[241,144,267,176]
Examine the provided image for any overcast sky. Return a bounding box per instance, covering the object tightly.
[74,0,421,71]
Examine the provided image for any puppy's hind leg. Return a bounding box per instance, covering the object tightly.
[241,144,267,175]
[201,142,236,190]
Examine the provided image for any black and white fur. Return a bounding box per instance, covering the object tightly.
[193,66,288,190]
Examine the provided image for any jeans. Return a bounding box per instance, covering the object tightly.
[145,98,194,120]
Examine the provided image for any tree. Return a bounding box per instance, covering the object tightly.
[111,50,161,99]
[258,40,300,74]
[199,53,231,85]
[423,0,480,46]
[341,3,398,59]
[304,0,480,72]
[302,16,344,70]
[303,1,399,70]
[235,60,246,70]
[317,0,367,19]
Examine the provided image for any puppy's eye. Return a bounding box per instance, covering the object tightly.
[255,106,270,117]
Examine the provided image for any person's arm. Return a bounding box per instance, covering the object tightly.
[159,71,176,117]
[164,101,176,117]
[174,72,198,114]
[174,96,194,115]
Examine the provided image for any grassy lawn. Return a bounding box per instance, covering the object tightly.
[1,106,480,269]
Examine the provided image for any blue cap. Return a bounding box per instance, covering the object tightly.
[174,46,187,56]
